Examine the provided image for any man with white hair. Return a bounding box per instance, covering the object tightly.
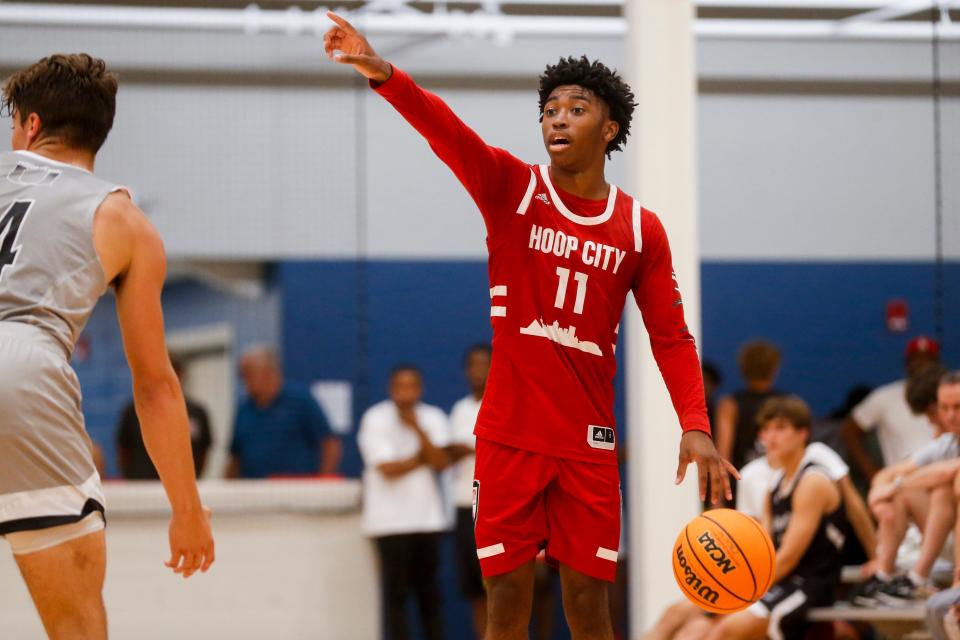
[227,345,341,478]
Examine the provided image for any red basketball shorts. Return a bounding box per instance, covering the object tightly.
[472,437,621,583]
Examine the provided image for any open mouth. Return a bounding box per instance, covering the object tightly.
[548,135,572,150]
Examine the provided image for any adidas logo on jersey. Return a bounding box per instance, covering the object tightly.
[587,425,616,451]
[534,193,550,205]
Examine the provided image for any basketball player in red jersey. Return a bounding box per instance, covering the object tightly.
[324,14,737,639]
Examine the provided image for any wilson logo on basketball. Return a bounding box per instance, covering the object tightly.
[674,544,720,605]
[672,509,776,614]
[697,531,737,574]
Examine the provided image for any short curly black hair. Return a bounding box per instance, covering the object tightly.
[538,56,637,158]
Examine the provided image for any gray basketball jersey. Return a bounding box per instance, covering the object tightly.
[0,150,121,357]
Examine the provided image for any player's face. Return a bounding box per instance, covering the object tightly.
[465,350,491,390]
[541,85,618,170]
[938,383,960,434]
[758,417,807,468]
[390,370,423,408]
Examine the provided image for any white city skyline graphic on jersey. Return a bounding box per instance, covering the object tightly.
[520,318,602,357]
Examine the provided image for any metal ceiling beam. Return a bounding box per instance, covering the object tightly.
[842,0,951,23]
[0,2,958,40]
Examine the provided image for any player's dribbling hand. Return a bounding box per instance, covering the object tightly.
[676,431,739,505]
[165,505,215,579]
[323,12,393,84]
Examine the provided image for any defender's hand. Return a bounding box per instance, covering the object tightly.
[323,12,392,83]
[165,506,215,579]
[676,431,739,505]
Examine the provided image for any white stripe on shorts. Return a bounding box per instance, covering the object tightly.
[5,511,105,555]
[477,543,506,560]
[760,590,807,640]
[0,472,105,524]
[596,546,619,562]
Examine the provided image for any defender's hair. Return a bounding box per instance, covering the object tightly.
[2,53,118,153]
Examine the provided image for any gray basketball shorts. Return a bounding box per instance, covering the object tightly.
[0,322,105,537]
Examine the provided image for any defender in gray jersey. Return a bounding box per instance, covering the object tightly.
[1,54,214,639]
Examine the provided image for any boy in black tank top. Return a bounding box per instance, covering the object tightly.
[707,396,843,640]
[715,340,783,503]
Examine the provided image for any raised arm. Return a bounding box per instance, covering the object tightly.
[633,211,737,503]
[323,13,530,227]
[93,192,214,578]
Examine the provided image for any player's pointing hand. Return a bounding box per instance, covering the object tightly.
[324,12,393,84]
[676,431,740,505]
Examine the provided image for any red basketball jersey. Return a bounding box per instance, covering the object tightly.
[374,67,710,464]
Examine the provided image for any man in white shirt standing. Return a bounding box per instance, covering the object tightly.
[357,365,451,640]
[446,343,492,640]
[843,336,941,480]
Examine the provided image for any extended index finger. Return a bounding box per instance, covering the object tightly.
[327,12,358,34]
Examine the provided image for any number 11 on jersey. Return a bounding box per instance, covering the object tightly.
[554,266,588,315]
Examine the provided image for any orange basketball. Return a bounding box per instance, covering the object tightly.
[671,508,776,614]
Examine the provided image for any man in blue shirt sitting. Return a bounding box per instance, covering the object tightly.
[227,346,341,478]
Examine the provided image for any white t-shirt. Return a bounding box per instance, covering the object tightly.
[449,394,482,508]
[912,433,960,467]
[736,442,849,520]
[358,400,450,537]
[853,379,935,464]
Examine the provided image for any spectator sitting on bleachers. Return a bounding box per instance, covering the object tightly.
[922,372,960,640]
[851,364,958,606]
[842,336,941,482]
[707,396,848,640]
[646,396,847,640]
[737,441,876,573]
